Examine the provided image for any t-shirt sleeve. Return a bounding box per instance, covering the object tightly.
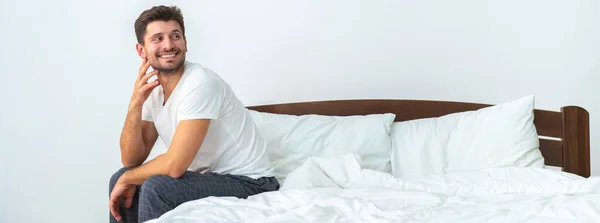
[178,77,224,121]
[142,101,153,122]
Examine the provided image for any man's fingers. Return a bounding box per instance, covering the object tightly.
[135,70,158,88]
[140,80,161,92]
[139,57,148,70]
[139,70,159,84]
[137,59,151,80]
[109,199,121,222]
[138,58,147,72]
[109,190,123,222]
[138,62,151,80]
[125,196,133,209]
[138,58,149,73]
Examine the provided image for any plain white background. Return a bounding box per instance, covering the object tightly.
[0,0,598,222]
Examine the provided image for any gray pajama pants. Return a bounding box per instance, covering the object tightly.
[108,167,280,223]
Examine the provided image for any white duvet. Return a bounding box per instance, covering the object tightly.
[147,154,600,223]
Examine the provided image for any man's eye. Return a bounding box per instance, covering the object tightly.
[152,37,162,42]
[172,34,180,40]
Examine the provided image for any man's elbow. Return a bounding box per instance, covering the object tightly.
[121,157,142,169]
[166,167,186,178]
[166,160,188,178]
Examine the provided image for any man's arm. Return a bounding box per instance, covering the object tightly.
[120,59,161,168]
[119,105,158,168]
[119,119,210,185]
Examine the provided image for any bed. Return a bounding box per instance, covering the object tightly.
[147,95,596,223]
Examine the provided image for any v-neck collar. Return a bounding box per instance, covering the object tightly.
[159,61,189,107]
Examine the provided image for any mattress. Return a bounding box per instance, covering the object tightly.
[146,154,600,222]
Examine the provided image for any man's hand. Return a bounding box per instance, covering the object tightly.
[131,58,160,108]
[119,58,161,168]
[109,176,136,222]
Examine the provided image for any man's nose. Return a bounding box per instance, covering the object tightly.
[162,37,175,51]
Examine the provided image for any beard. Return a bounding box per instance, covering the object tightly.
[150,48,186,75]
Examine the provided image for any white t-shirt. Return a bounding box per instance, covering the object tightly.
[142,61,274,179]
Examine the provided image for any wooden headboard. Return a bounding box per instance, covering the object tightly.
[247,99,591,178]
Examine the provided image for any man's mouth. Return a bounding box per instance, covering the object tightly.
[159,52,178,59]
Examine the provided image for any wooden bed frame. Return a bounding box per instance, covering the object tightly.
[247,99,591,178]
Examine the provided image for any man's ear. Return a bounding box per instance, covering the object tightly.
[184,37,188,53]
[136,43,146,59]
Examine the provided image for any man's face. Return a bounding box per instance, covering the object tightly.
[138,20,187,74]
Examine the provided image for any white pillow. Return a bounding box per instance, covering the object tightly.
[249,110,396,182]
[390,95,544,179]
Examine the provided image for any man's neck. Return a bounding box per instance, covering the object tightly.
[157,65,185,104]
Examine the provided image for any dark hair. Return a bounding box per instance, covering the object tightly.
[134,5,185,45]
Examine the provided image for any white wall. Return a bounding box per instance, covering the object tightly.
[1,0,598,222]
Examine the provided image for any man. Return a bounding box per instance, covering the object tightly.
[108,5,279,223]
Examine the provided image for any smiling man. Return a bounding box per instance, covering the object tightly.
[108,5,279,223]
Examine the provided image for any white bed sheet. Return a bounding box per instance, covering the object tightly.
[147,154,600,223]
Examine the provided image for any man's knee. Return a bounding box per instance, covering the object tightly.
[140,174,173,197]
[109,167,131,191]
